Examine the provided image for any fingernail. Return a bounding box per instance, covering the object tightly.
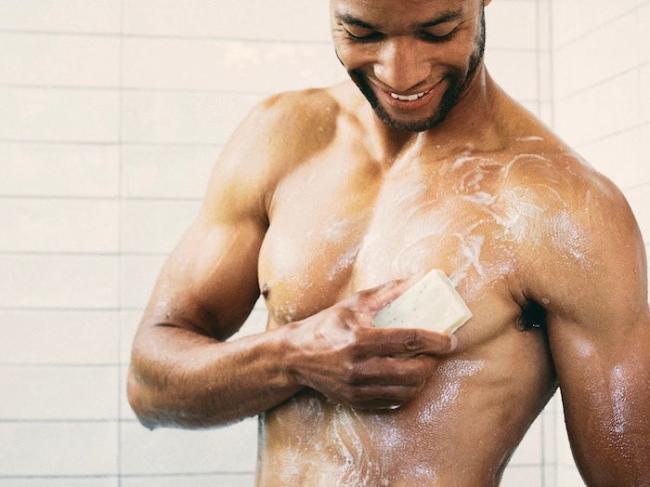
[449,334,458,351]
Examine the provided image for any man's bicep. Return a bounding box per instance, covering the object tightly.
[547,310,650,485]
[136,100,279,341]
[140,212,265,341]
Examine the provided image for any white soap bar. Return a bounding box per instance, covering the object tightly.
[373,269,472,334]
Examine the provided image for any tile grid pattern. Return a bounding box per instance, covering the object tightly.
[3,0,639,485]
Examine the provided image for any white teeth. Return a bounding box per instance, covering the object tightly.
[390,90,429,102]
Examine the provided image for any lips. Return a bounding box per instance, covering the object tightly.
[375,80,443,111]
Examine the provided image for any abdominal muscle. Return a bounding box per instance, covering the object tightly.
[255,324,557,487]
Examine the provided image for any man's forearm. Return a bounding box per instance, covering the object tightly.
[127,324,301,430]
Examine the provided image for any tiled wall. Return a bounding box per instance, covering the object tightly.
[1,1,634,486]
[549,1,650,486]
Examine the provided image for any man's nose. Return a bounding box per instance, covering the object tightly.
[373,37,431,93]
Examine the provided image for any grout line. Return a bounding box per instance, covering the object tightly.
[557,60,650,102]
[0,363,119,367]
[0,139,221,147]
[0,82,274,96]
[553,4,641,52]
[0,472,255,479]
[0,251,170,258]
[117,1,125,483]
[548,0,556,131]
[535,0,543,124]
[0,194,202,202]
[0,27,331,45]
[577,120,650,147]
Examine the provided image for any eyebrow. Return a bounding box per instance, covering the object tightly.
[335,9,462,30]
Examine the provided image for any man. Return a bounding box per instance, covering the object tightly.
[127,0,650,485]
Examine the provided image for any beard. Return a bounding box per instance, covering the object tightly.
[342,7,487,133]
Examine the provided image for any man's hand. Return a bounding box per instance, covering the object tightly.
[282,278,458,410]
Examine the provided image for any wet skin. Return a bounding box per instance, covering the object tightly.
[128,1,650,486]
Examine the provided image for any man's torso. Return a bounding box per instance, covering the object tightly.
[251,81,596,486]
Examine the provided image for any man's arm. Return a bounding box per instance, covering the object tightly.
[523,175,650,485]
[127,96,300,430]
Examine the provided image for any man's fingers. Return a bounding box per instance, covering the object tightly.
[357,327,457,356]
[345,355,435,386]
[353,274,420,315]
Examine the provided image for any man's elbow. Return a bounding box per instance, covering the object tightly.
[126,367,159,431]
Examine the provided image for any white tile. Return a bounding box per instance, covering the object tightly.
[552,0,638,49]
[121,365,136,420]
[640,64,650,124]
[538,0,552,51]
[509,413,543,465]
[122,474,255,487]
[640,3,650,64]
[120,417,257,474]
[543,410,557,465]
[538,50,553,101]
[557,465,586,486]
[123,0,330,42]
[121,200,199,254]
[500,465,542,487]
[579,127,647,190]
[0,86,119,142]
[121,309,144,364]
[544,464,558,487]
[0,143,119,197]
[123,145,219,199]
[624,184,650,244]
[121,91,262,145]
[486,1,537,50]
[538,101,554,127]
[0,33,119,87]
[555,403,577,466]
[0,479,117,487]
[0,365,118,419]
[123,38,344,93]
[0,198,119,253]
[0,422,118,475]
[0,310,119,364]
[555,70,639,146]
[486,49,539,102]
[0,255,118,308]
[554,11,638,98]
[120,255,167,309]
[0,0,120,33]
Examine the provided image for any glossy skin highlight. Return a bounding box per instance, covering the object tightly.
[127,1,650,485]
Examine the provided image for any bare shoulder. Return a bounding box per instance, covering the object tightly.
[203,86,342,221]
[503,143,647,325]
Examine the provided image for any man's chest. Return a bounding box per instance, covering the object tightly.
[257,148,535,345]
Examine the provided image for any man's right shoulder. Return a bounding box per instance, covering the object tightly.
[203,87,342,221]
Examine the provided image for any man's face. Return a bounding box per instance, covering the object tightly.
[331,0,487,132]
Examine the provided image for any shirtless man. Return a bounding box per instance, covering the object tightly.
[126,0,650,485]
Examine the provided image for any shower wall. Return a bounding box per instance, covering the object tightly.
[0,1,645,486]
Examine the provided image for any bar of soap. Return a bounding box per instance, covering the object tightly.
[373,269,472,334]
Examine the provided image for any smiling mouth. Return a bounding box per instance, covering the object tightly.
[389,89,433,102]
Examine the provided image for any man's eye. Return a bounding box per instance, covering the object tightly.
[420,28,458,43]
[344,28,383,42]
